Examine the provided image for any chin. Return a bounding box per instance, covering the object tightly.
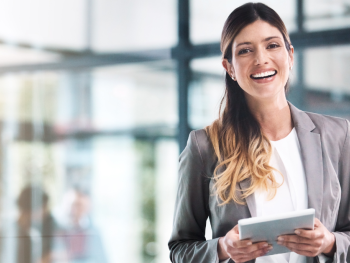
[250,87,285,101]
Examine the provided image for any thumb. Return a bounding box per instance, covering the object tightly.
[314,218,322,228]
[233,224,240,234]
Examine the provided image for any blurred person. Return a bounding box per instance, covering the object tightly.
[59,187,108,263]
[16,185,58,263]
[169,2,350,263]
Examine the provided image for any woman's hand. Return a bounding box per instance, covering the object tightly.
[218,225,272,263]
[277,218,336,257]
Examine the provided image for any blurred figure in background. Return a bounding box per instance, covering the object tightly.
[59,187,107,263]
[16,185,58,263]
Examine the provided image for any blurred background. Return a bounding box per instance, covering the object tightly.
[0,0,349,262]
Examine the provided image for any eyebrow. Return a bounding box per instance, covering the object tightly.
[235,36,281,48]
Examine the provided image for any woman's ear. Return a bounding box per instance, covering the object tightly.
[222,59,236,79]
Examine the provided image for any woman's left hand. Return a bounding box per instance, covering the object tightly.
[277,218,336,257]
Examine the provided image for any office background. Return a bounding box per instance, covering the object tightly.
[0,0,349,262]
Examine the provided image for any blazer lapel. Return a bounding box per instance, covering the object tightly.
[289,103,324,219]
[239,178,257,217]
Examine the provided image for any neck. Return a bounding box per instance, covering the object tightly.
[245,94,293,141]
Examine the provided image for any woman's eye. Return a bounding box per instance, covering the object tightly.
[268,43,280,49]
[238,48,251,55]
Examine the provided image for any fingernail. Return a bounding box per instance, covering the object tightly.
[278,237,284,241]
[263,243,268,247]
[268,245,273,250]
[295,230,300,234]
[247,242,252,245]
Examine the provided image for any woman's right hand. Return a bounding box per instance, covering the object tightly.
[217,225,273,263]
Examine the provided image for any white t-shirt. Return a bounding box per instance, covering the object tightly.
[255,128,308,263]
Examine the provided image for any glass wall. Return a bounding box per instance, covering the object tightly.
[0,63,178,263]
[305,0,350,31]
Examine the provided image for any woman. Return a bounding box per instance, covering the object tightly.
[168,2,350,263]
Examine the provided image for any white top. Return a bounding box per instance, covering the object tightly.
[255,128,308,263]
[217,128,330,263]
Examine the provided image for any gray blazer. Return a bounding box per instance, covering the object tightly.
[169,103,350,263]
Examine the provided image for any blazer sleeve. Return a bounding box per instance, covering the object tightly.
[168,131,220,263]
[333,119,350,262]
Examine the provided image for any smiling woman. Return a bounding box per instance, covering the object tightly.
[169,2,350,263]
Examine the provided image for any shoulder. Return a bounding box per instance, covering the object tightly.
[305,111,349,134]
[303,111,350,157]
[304,111,349,140]
[190,129,214,160]
[180,129,217,178]
[290,102,349,140]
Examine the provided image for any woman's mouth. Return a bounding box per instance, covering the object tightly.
[250,70,277,80]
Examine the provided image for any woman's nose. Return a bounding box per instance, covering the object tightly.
[254,49,268,65]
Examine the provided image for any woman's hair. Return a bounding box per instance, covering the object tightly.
[205,2,292,205]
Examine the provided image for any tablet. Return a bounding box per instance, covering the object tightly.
[238,208,315,256]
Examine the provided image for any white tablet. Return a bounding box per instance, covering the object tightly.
[238,208,315,256]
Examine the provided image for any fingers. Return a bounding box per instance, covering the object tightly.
[288,247,320,257]
[230,239,252,248]
[277,226,325,258]
[225,224,276,262]
[229,244,273,263]
[230,241,269,253]
[278,239,320,253]
[278,229,323,244]
[233,249,269,263]
[277,234,309,245]
[294,228,324,239]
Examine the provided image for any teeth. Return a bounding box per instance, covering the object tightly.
[252,70,276,78]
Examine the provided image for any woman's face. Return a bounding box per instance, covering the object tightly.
[223,20,294,102]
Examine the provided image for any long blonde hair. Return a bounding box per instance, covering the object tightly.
[206,3,292,205]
